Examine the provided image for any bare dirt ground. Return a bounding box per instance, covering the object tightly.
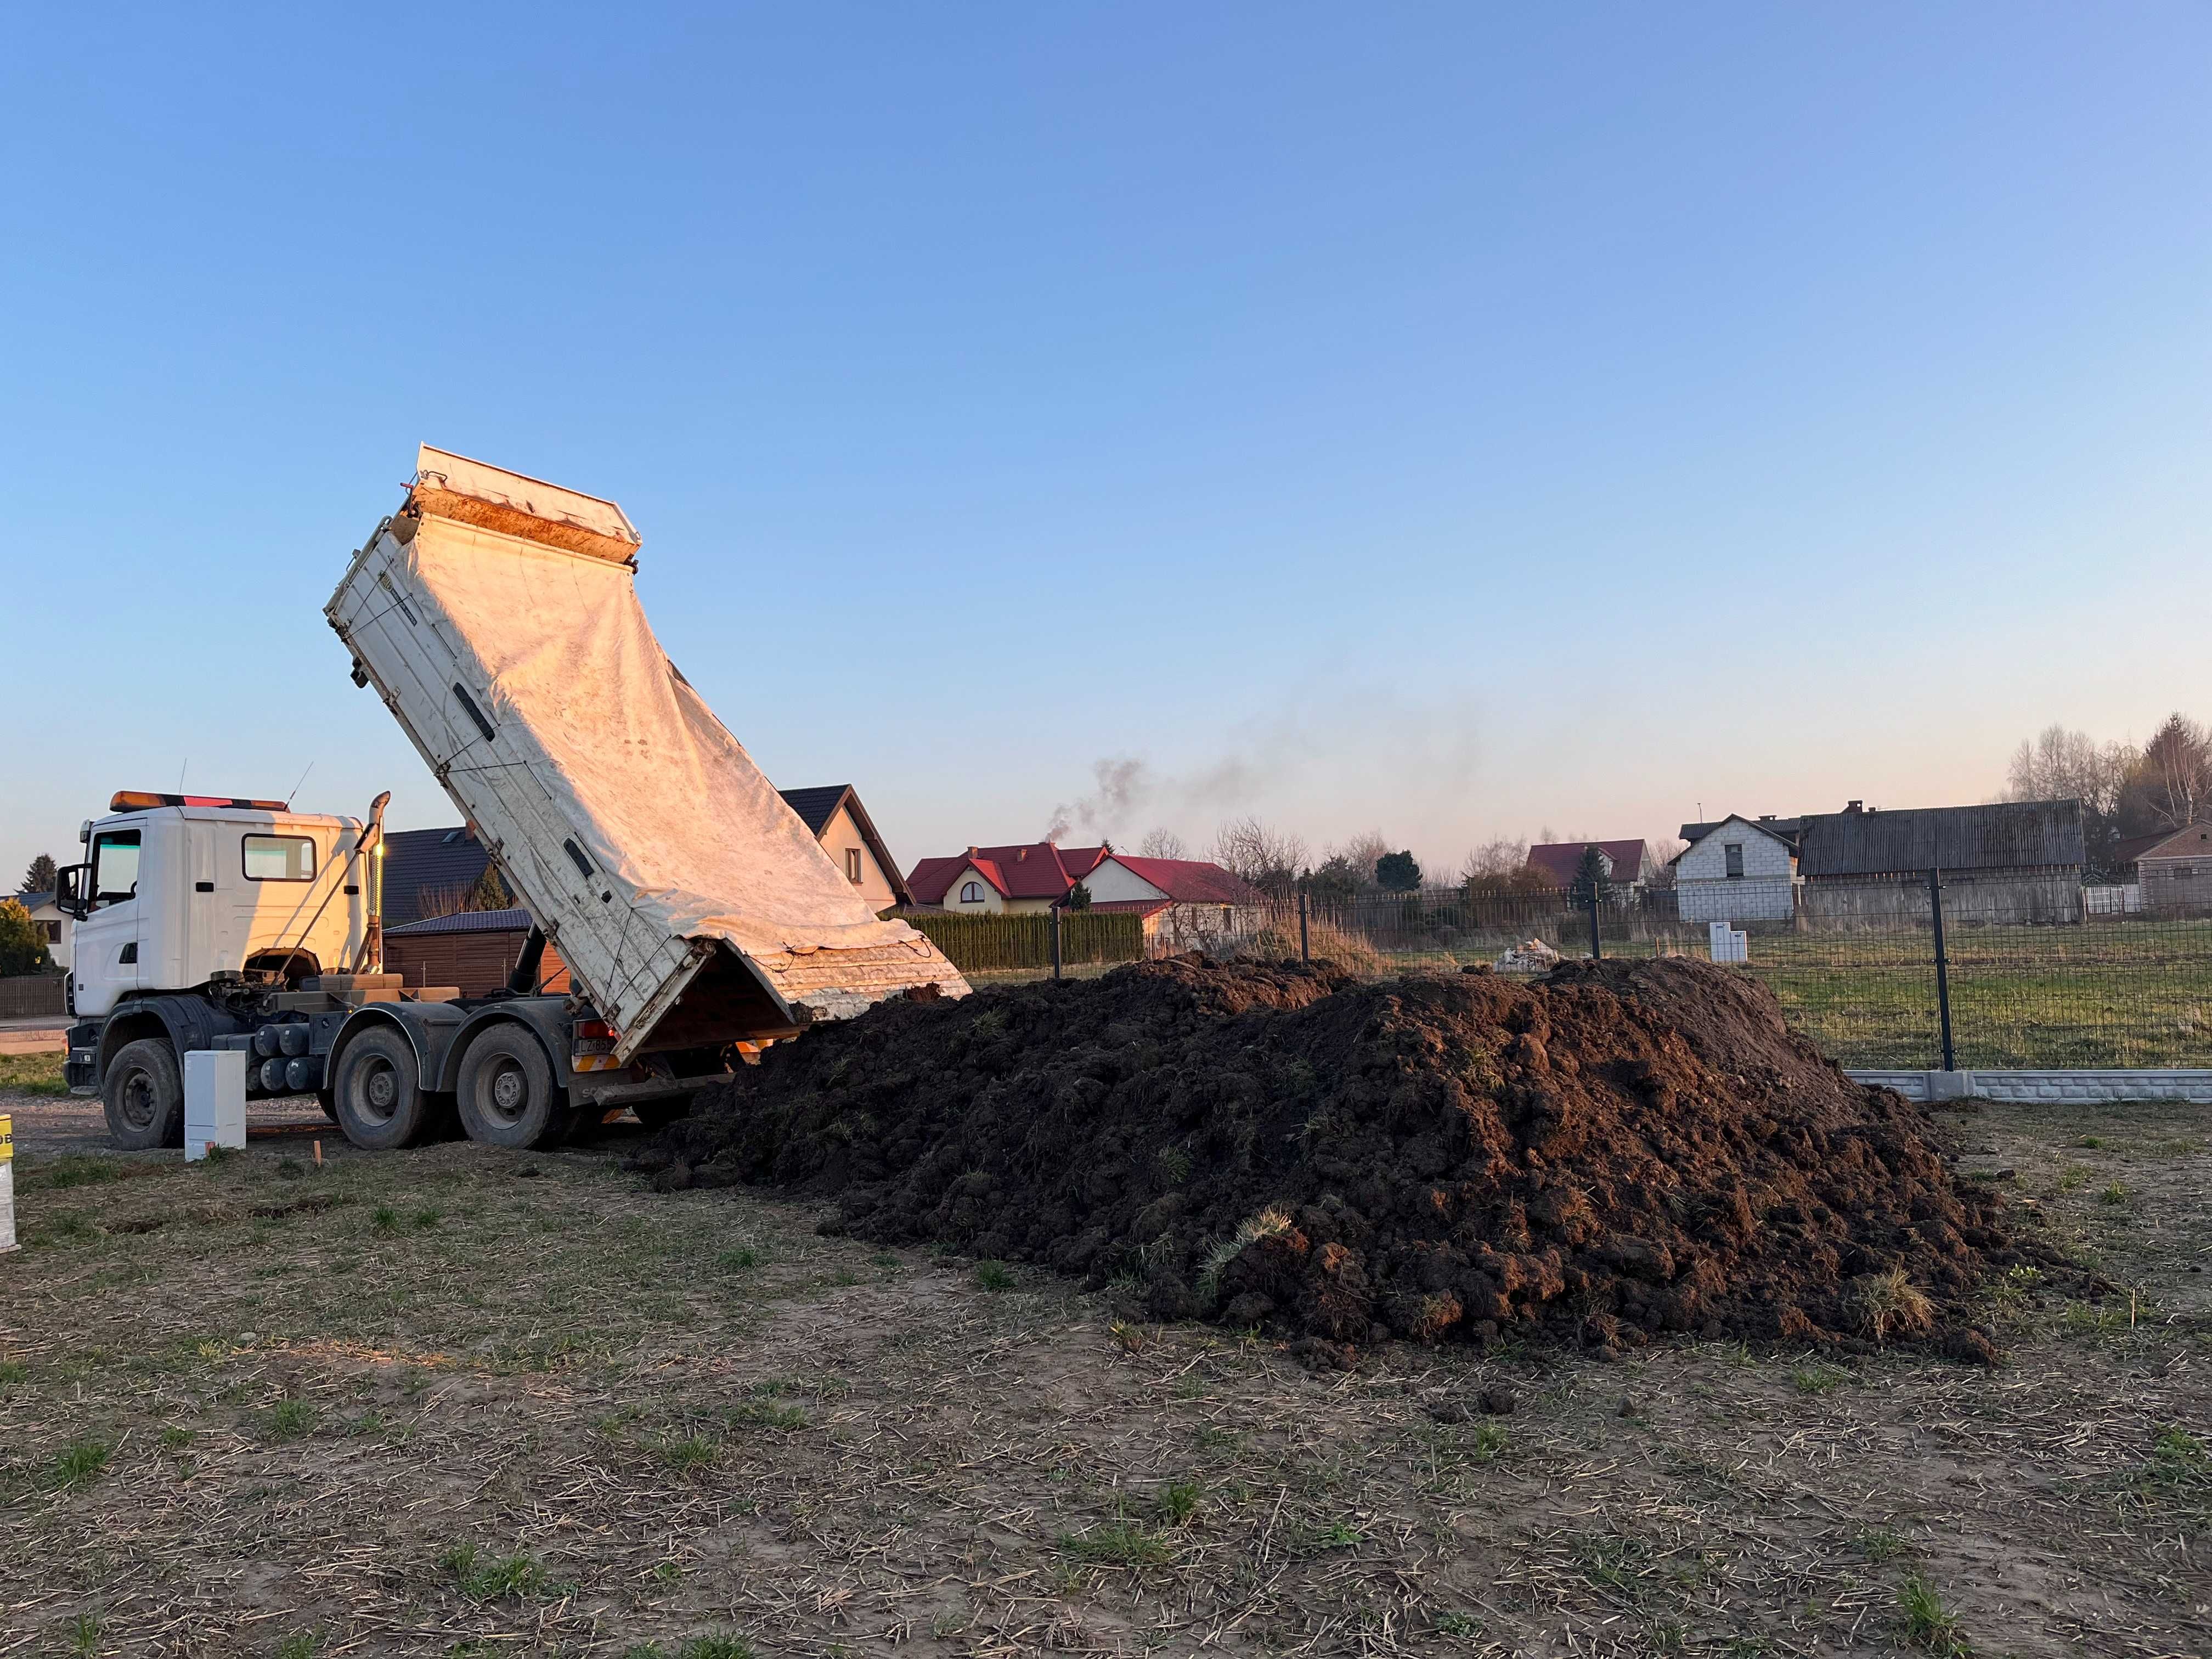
[1,1080,2207,1659]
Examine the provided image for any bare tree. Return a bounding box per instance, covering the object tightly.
[1136,827,1188,861]
[1458,837,1552,895]
[2123,713,2212,834]
[1330,830,1392,889]
[1212,816,1307,899]
[1647,836,1687,886]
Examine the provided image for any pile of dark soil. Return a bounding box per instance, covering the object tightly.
[638,957,2052,1359]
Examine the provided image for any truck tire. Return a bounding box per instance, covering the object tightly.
[456,1026,570,1150]
[331,1028,433,1150]
[104,1037,184,1151]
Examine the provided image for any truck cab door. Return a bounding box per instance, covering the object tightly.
[71,826,143,1017]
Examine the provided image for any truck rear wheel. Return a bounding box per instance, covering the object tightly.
[331,1028,433,1150]
[456,1027,569,1150]
[104,1038,184,1151]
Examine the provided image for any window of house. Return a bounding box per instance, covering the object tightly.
[1724,843,1745,879]
[43,921,61,943]
[960,881,983,904]
[846,848,863,884]
[2177,865,2197,879]
[243,834,317,881]
[91,830,141,907]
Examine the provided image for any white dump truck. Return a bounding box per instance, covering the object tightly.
[61,447,968,1151]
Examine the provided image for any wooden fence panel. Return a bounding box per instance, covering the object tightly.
[0,975,68,1018]
[894,911,1144,972]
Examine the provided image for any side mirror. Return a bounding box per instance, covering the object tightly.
[55,863,89,920]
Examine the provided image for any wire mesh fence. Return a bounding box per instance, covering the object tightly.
[1271,882,2212,1070]
[931,879,2212,1071]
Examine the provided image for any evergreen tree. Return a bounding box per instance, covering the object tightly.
[1374,850,1423,892]
[462,864,513,911]
[1567,845,1614,909]
[1065,880,1093,911]
[20,853,57,894]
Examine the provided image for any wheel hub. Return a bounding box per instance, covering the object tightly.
[365,1069,396,1110]
[492,1067,526,1114]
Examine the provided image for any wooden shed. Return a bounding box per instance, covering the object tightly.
[382,907,570,997]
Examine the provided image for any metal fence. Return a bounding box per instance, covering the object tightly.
[1261,879,2212,1071]
[904,879,2212,1070]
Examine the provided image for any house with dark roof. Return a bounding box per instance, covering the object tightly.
[905,842,1108,915]
[380,785,911,930]
[2130,823,2212,915]
[1669,815,1800,924]
[1081,854,1269,953]
[1525,839,1660,891]
[773,785,913,911]
[1796,799,2085,925]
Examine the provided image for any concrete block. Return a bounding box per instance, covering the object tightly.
[184,1049,247,1161]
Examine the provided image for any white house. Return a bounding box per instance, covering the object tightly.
[1080,854,1269,954]
[1671,815,1799,924]
[9,890,71,970]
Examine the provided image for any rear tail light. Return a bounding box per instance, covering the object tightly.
[572,1017,619,1070]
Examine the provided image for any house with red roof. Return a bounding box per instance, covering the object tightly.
[1079,853,1269,953]
[1524,839,1661,891]
[905,842,1109,915]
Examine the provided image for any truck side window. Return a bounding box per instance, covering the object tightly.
[244,834,318,881]
[92,830,142,907]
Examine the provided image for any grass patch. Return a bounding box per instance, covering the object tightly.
[2099,1181,2128,1206]
[657,1434,722,1472]
[440,1542,554,1603]
[18,1154,134,1191]
[716,1245,760,1272]
[371,1206,400,1234]
[275,1632,321,1659]
[1898,1572,1968,1654]
[1057,1521,1175,1567]
[52,1439,112,1488]
[729,1399,807,1431]
[1855,1526,1909,1562]
[1792,1362,1851,1395]
[1153,1480,1203,1526]
[974,1260,1017,1291]
[268,1398,317,1440]
[0,1051,68,1096]
[1848,1268,1934,1344]
[623,1638,756,1659]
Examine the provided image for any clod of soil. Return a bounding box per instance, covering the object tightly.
[640,956,2051,1354]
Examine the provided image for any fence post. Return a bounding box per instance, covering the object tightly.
[1050,904,1063,982]
[1587,885,1602,960]
[1928,866,1955,1071]
[1297,890,1310,963]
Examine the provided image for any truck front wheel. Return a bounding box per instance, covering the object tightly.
[456,1028,570,1150]
[332,1028,432,1150]
[104,1038,184,1150]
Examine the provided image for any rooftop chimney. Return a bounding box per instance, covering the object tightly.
[966,846,978,859]
[1844,800,1864,814]
[1016,847,1028,862]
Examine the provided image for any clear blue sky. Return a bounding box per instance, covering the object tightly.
[5,4,2208,887]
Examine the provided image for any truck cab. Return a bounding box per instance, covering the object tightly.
[60,793,372,1019]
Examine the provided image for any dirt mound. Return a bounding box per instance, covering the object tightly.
[639,956,2046,1357]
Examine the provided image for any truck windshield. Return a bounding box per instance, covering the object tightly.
[92,830,141,907]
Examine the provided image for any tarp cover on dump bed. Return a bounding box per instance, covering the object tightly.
[328,447,967,1060]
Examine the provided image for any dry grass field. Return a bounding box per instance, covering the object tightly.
[2,1073,2208,1658]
